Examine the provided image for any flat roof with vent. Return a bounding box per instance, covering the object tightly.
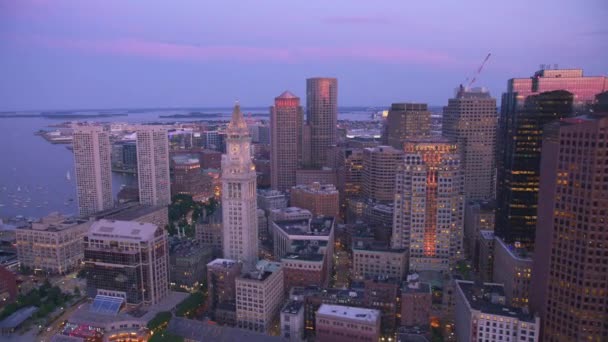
[88,219,158,242]
[317,304,380,323]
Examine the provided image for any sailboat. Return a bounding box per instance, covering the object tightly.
[66,171,71,181]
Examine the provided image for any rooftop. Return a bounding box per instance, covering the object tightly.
[282,252,325,263]
[241,260,281,281]
[171,154,200,165]
[479,230,495,241]
[88,219,159,242]
[20,212,89,232]
[93,202,166,222]
[291,182,338,194]
[274,216,334,237]
[276,90,299,100]
[207,258,238,269]
[0,306,38,329]
[456,280,536,322]
[282,300,304,315]
[317,304,380,323]
[495,236,533,261]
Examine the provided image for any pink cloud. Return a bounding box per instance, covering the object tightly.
[9,34,453,66]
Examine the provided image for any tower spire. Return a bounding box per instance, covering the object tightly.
[228,100,248,133]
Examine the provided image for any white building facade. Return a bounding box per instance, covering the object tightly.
[222,103,259,272]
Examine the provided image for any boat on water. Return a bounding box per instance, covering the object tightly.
[66,171,71,181]
[17,186,21,192]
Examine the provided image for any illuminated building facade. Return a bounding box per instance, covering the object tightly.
[392,139,464,272]
[385,103,431,149]
[306,77,338,168]
[221,103,259,272]
[496,69,608,247]
[530,113,608,341]
[270,91,304,192]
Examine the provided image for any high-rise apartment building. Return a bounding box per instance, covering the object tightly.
[362,146,403,202]
[84,219,169,305]
[392,139,464,271]
[306,77,338,168]
[73,124,113,216]
[290,182,339,219]
[385,103,431,149]
[530,113,608,341]
[221,103,258,272]
[443,87,497,201]
[16,213,90,274]
[496,69,608,247]
[271,91,304,192]
[136,125,171,206]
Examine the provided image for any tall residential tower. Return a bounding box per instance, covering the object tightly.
[73,124,113,216]
[136,125,171,206]
[221,103,259,272]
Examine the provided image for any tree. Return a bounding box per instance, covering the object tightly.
[73,286,81,297]
[147,311,172,332]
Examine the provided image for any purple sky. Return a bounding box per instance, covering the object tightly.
[0,0,606,110]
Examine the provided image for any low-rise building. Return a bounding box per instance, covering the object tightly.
[493,237,532,308]
[169,240,213,291]
[16,213,90,274]
[401,274,432,328]
[236,260,284,333]
[464,201,495,259]
[195,208,223,257]
[171,154,214,201]
[268,207,312,240]
[207,258,241,324]
[352,242,408,281]
[454,280,539,342]
[290,183,340,219]
[0,266,17,308]
[281,300,305,342]
[295,168,337,188]
[315,304,381,342]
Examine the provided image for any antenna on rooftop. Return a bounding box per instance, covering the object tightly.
[467,53,491,88]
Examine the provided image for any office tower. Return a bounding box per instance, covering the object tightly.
[362,146,403,202]
[496,68,608,247]
[351,243,407,280]
[290,182,339,218]
[315,304,381,342]
[271,91,304,191]
[306,77,338,168]
[236,260,284,333]
[454,280,540,342]
[400,274,432,327]
[385,103,431,149]
[530,113,608,341]
[15,213,90,274]
[443,87,498,201]
[84,219,169,305]
[392,139,464,271]
[493,237,532,308]
[221,103,258,272]
[73,125,113,216]
[136,125,171,206]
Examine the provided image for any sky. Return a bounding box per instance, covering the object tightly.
[0,0,607,111]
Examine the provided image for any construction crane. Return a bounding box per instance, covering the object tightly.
[467,53,491,88]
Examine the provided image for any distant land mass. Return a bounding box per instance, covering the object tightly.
[0,113,128,119]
